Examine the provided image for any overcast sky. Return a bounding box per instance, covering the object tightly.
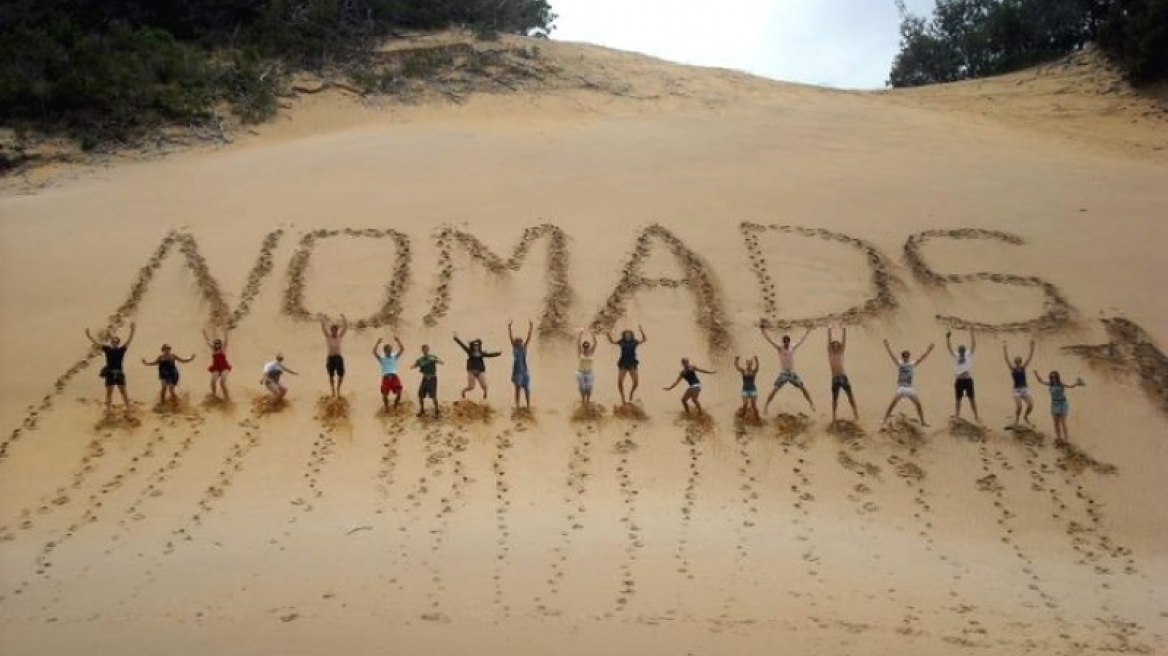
[549,0,937,90]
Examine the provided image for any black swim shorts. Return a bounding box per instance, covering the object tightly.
[326,355,345,377]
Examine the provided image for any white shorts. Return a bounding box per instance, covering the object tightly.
[1012,387,1032,399]
[896,386,917,398]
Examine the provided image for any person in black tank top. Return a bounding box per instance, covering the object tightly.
[1003,339,1036,427]
[607,325,648,406]
[142,344,196,406]
[85,322,137,411]
[734,355,761,421]
[664,357,716,415]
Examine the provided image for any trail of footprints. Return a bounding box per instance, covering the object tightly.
[534,421,595,616]
[829,421,882,515]
[719,426,760,619]
[491,428,515,616]
[609,424,643,616]
[420,427,470,621]
[675,421,707,586]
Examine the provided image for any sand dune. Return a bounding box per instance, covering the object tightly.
[1,34,1166,655]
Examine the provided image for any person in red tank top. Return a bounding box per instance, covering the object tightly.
[203,326,233,401]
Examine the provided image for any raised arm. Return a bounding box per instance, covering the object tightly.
[792,326,812,351]
[637,325,647,344]
[760,324,780,350]
[319,315,330,338]
[84,328,101,348]
[969,328,977,354]
[826,325,834,352]
[340,314,349,337]
[577,330,585,354]
[945,331,955,357]
[453,334,470,354]
[663,373,684,391]
[123,322,136,348]
[221,326,230,349]
[372,338,383,359]
[508,321,515,344]
[525,320,534,347]
[734,356,745,374]
[202,329,214,349]
[606,331,619,345]
[1023,340,1035,368]
[1002,342,1012,369]
[752,355,760,370]
[882,339,897,365]
[394,337,404,358]
[915,343,936,366]
[841,326,847,350]
[1034,370,1049,386]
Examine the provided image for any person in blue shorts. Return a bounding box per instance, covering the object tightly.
[141,343,195,406]
[664,358,716,415]
[508,320,534,409]
[1035,370,1084,443]
[734,355,761,421]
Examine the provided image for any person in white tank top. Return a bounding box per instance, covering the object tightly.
[576,329,597,410]
[947,328,980,423]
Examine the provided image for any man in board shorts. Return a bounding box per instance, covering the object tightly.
[412,344,444,417]
[320,313,348,398]
[373,336,405,412]
[827,323,858,422]
[761,324,815,414]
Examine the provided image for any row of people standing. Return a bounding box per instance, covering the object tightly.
[85,319,1084,442]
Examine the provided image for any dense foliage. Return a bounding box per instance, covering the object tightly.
[889,0,1167,87]
[0,0,556,146]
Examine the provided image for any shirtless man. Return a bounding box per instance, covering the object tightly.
[85,322,136,410]
[319,314,348,398]
[761,324,815,414]
[827,323,858,422]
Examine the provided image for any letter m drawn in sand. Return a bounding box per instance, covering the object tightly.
[423,224,572,338]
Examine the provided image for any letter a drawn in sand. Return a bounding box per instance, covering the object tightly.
[592,224,732,354]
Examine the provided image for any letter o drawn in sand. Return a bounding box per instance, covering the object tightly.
[283,228,412,330]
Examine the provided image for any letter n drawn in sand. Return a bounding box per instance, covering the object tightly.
[423,224,572,338]
[740,222,897,330]
[591,224,731,354]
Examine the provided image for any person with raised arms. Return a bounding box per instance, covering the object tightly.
[880,338,935,427]
[1034,370,1085,443]
[85,322,136,411]
[576,329,597,410]
[947,327,980,423]
[261,354,297,404]
[1002,339,1037,426]
[664,358,716,416]
[607,325,647,405]
[203,326,233,402]
[734,355,761,421]
[508,320,534,409]
[412,344,444,417]
[319,313,348,398]
[455,332,501,400]
[373,336,405,413]
[141,344,195,405]
[827,323,858,422]
[761,324,815,414]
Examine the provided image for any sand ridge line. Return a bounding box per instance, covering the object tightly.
[490,426,515,617]
[607,419,644,617]
[590,224,732,355]
[1064,316,1168,417]
[284,228,410,330]
[423,224,572,339]
[533,415,597,616]
[741,223,898,329]
[1,228,283,472]
[903,228,1074,333]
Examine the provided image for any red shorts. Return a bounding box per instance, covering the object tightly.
[380,374,402,395]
